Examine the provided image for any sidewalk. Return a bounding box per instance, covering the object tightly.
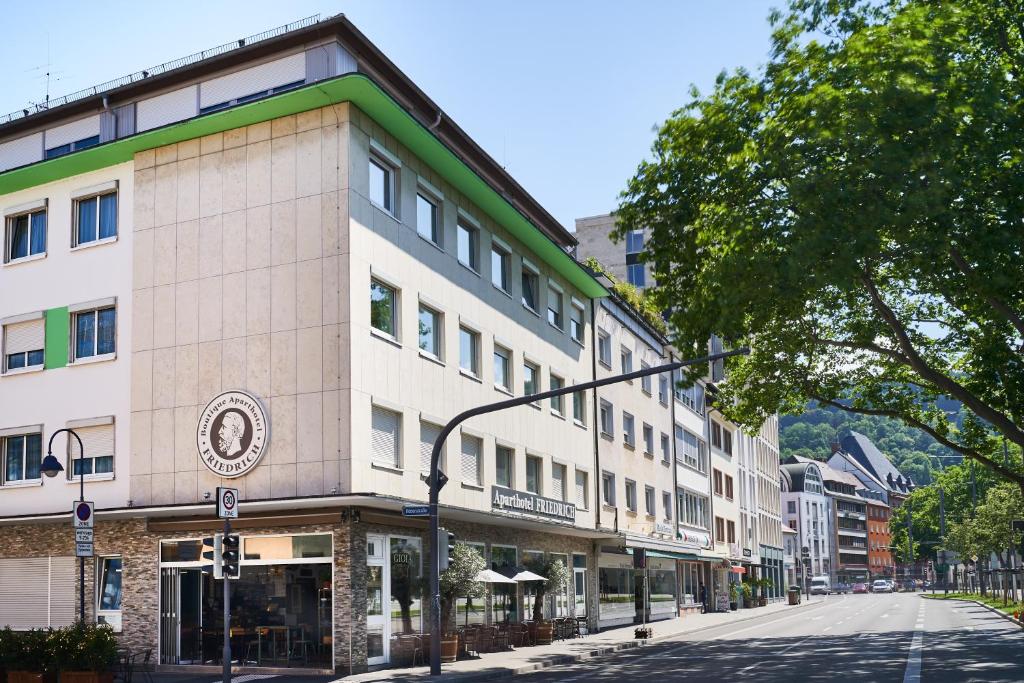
[149,599,822,683]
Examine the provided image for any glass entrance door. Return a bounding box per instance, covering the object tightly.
[366,535,387,666]
[159,569,179,664]
[159,568,204,664]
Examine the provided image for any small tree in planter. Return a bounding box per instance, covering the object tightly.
[531,558,570,622]
[740,581,753,607]
[438,543,485,662]
[7,628,55,683]
[728,583,739,610]
[53,623,119,683]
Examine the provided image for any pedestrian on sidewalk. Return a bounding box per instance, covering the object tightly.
[700,584,708,614]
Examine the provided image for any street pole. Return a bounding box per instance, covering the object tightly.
[906,501,914,583]
[223,518,231,683]
[426,348,749,675]
[45,429,86,622]
[939,487,947,595]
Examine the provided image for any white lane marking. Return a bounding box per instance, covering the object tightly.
[903,603,926,683]
[881,613,890,618]
[823,626,832,632]
[735,633,816,675]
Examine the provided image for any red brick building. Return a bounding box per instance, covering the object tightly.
[867,499,894,579]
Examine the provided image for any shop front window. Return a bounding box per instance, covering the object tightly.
[491,545,518,624]
[96,557,122,631]
[454,543,487,628]
[599,566,634,622]
[521,550,546,621]
[648,561,678,618]
[390,537,423,636]
[573,555,587,617]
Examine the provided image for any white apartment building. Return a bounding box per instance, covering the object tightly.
[780,460,834,581]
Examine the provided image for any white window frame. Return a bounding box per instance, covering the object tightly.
[493,343,512,392]
[547,282,564,330]
[417,302,443,360]
[95,555,123,632]
[601,471,615,507]
[66,416,116,482]
[523,360,540,404]
[625,479,637,512]
[521,259,540,314]
[458,324,481,378]
[460,432,483,487]
[597,329,611,367]
[525,454,542,495]
[456,220,480,272]
[572,389,586,427]
[369,147,398,216]
[644,485,656,517]
[370,404,403,470]
[575,469,589,510]
[495,444,514,489]
[415,186,441,245]
[622,411,635,448]
[491,239,511,294]
[620,346,633,375]
[370,278,399,341]
[569,299,585,345]
[549,373,565,416]
[1,427,43,487]
[4,201,48,265]
[599,399,613,437]
[2,312,45,375]
[70,302,117,365]
[642,422,654,455]
[71,183,118,249]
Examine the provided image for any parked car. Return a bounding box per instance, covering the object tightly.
[872,579,893,593]
[810,576,831,595]
[852,582,868,594]
[834,582,851,594]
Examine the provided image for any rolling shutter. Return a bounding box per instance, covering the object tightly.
[199,53,305,109]
[576,471,587,506]
[0,557,75,628]
[136,85,199,132]
[420,422,441,472]
[552,464,565,501]
[46,115,100,149]
[4,319,44,355]
[370,406,400,468]
[70,423,115,471]
[460,434,481,485]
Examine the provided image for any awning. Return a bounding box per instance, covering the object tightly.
[730,566,746,574]
[647,550,701,561]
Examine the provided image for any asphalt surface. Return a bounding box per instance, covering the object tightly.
[488,593,1024,683]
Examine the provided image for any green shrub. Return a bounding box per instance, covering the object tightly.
[6,628,53,672]
[52,623,119,672]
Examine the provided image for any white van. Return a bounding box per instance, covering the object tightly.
[810,576,831,595]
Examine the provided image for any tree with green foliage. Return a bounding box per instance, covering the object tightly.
[439,542,486,632]
[615,0,1024,491]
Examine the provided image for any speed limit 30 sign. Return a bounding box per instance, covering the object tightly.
[217,486,239,519]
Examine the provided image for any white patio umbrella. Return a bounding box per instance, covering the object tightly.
[476,568,517,584]
[510,569,547,583]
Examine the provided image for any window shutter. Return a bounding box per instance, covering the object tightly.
[552,465,564,501]
[420,422,441,472]
[48,557,76,626]
[460,435,481,485]
[71,424,115,461]
[4,319,44,355]
[371,406,400,467]
[576,472,586,506]
[0,557,74,628]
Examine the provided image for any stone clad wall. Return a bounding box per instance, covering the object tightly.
[129,104,354,506]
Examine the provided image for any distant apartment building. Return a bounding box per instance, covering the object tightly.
[780,460,833,579]
[866,498,895,579]
[574,213,651,288]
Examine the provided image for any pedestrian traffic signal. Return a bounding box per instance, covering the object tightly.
[201,534,223,579]
[222,533,240,579]
[438,528,455,571]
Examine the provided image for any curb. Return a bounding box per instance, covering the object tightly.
[920,595,1024,629]
[347,600,826,683]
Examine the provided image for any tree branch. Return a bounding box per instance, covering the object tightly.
[811,395,1024,486]
[859,268,1024,448]
[949,246,1024,340]
[811,335,910,363]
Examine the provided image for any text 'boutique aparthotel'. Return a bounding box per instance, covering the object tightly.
[0,15,781,673]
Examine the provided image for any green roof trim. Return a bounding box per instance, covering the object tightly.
[0,74,607,298]
[44,306,69,370]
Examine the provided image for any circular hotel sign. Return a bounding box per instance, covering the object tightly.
[197,390,269,478]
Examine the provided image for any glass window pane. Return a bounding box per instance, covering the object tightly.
[5,437,23,481]
[493,348,509,388]
[77,197,98,244]
[24,434,40,479]
[491,248,507,290]
[73,458,94,476]
[522,272,537,310]
[94,455,114,474]
[416,193,437,242]
[30,212,46,255]
[76,311,96,359]
[7,353,25,370]
[390,537,423,635]
[459,327,477,374]
[523,363,536,395]
[369,159,390,209]
[98,558,123,610]
[99,194,117,239]
[418,306,437,355]
[10,215,29,260]
[457,224,476,269]
[97,308,116,355]
[242,534,332,560]
[370,281,395,336]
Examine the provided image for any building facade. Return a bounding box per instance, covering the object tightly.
[780,461,832,581]
[574,213,651,289]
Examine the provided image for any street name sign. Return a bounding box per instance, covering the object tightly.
[217,486,239,519]
[403,505,430,517]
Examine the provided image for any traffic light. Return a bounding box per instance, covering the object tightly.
[222,533,241,579]
[202,534,223,579]
[438,528,455,571]
[633,548,647,570]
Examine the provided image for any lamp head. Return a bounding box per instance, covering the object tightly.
[41,452,64,478]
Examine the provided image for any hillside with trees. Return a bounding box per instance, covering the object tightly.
[779,401,966,485]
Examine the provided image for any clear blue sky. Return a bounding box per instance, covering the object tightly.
[0,0,779,230]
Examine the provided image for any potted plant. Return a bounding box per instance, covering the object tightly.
[7,629,55,683]
[53,624,119,683]
[740,581,753,607]
[728,583,739,611]
[758,578,773,606]
[531,558,569,645]
[634,625,654,639]
[439,543,486,661]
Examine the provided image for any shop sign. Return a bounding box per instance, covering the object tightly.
[743,548,752,558]
[491,486,576,523]
[677,528,712,549]
[654,522,674,535]
[197,390,270,478]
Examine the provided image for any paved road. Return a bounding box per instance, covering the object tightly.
[491,593,1024,683]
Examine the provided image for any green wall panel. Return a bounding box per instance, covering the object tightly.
[44,306,69,369]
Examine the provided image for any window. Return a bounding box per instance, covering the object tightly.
[725,474,734,500]
[661,433,670,463]
[45,135,100,160]
[713,469,724,496]
[622,412,635,447]
[420,421,441,472]
[626,263,646,288]
[370,280,397,338]
[418,304,441,358]
[576,470,589,509]
[493,344,511,391]
[460,434,482,486]
[674,373,706,415]
[416,192,439,244]
[549,374,565,415]
[521,264,539,311]
[96,556,122,631]
[369,156,395,213]
[491,243,510,291]
[711,421,723,450]
[459,326,480,376]
[676,425,708,473]
[523,361,539,399]
[552,463,567,501]
[5,208,46,262]
[68,422,115,478]
[457,222,479,271]
[625,480,637,512]
[572,390,586,425]
[73,306,116,361]
[495,445,514,488]
[642,423,654,455]
[727,520,736,544]
[625,230,645,254]
[620,346,633,374]
[526,454,542,494]
[597,330,611,367]
[3,432,41,483]
[715,516,726,542]
[640,362,652,394]
[547,285,563,328]
[73,190,117,247]
[723,428,733,455]
[662,492,672,521]
[679,489,709,529]
[370,406,401,468]
[644,485,655,516]
[601,472,615,506]
[569,303,584,344]
[658,375,669,405]
[599,400,613,436]
[3,318,44,373]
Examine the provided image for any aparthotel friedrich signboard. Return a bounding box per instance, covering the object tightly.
[491,486,576,523]
[197,390,270,478]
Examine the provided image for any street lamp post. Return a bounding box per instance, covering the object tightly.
[426,347,749,675]
[40,428,85,623]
